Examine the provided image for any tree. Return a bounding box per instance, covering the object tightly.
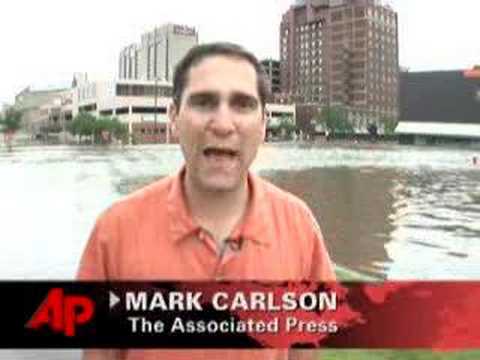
[93,116,128,144]
[67,113,128,145]
[0,108,22,150]
[110,117,128,143]
[67,112,96,143]
[383,117,399,135]
[277,115,296,140]
[316,106,354,134]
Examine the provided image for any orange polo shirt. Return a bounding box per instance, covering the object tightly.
[78,168,335,360]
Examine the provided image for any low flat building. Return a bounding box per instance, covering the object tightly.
[266,103,296,127]
[74,78,296,144]
[14,87,73,139]
[73,78,173,143]
[397,68,480,145]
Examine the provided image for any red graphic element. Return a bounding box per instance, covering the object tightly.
[26,288,94,337]
[182,282,362,347]
[178,281,480,350]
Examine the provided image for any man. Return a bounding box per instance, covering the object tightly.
[78,42,335,359]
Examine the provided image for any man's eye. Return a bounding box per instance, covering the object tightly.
[189,96,218,110]
[230,96,258,112]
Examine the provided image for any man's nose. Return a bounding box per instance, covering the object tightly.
[207,102,236,136]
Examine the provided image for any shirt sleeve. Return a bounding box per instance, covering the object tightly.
[78,218,125,360]
[77,218,109,280]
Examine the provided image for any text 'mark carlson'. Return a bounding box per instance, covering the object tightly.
[124,290,338,312]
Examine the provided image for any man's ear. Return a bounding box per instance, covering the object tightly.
[168,103,179,136]
[261,109,267,142]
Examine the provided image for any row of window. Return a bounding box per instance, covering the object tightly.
[331,9,396,29]
[89,107,168,116]
[116,84,173,97]
[78,85,97,102]
[120,55,139,80]
[294,21,324,33]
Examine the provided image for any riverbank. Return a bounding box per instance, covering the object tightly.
[3,136,480,152]
[322,350,480,360]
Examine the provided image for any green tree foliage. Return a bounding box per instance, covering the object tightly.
[93,116,128,143]
[0,108,22,133]
[317,106,354,134]
[67,112,96,139]
[67,113,128,144]
[277,115,296,140]
[383,117,399,135]
[0,108,23,150]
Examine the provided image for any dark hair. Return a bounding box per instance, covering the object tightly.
[172,42,270,109]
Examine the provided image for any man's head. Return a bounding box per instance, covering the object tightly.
[172,42,269,110]
[169,43,268,194]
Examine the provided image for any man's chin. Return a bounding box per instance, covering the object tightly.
[199,177,243,194]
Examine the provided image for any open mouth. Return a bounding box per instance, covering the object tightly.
[203,147,238,158]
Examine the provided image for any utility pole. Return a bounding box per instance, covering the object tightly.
[165,29,170,145]
[166,117,170,144]
[62,106,66,145]
[153,27,158,143]
[154,76,158,144]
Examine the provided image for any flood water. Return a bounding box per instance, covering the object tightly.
[1,143,479,280]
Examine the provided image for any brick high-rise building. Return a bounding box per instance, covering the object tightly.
[280,0,399,132]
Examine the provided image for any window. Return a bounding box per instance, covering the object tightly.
[354,7,365,18]
[116,107,129,115]
[132,106,167,114]
[332,11,343,22]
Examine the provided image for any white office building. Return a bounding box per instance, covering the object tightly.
[119,24,198,82]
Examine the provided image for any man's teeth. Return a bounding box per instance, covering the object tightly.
[204,148,236,156]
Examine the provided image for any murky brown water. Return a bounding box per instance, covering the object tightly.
[262,166,480,279]
[0,143,479,280]
[1,143,480,360]
[262,167,397,278]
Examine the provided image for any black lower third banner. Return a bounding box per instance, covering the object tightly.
[1,281,480,349]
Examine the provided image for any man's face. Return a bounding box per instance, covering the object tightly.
[170,55,266,193]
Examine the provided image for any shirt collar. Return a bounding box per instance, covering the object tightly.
[167,167,271,247]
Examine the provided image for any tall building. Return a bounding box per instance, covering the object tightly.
[261,59,281,96]
[280,0,399,131]
[119,24,198,82]
[119,44,139,80]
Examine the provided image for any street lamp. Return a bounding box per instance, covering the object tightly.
[154,76,158,144]
[153,27,159,144]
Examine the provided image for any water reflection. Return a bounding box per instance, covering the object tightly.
[386,169,480,279]
[261,167,397,279]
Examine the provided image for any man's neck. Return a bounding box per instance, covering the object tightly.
[183,174,249,244]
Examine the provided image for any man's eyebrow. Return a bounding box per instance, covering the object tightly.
[230,91,259,102]
[187,91,219,99]
[187,91,258,99]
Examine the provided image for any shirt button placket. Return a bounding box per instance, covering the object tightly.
[214,239,230,280]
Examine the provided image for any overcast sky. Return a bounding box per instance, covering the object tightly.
[1,0,479,105]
